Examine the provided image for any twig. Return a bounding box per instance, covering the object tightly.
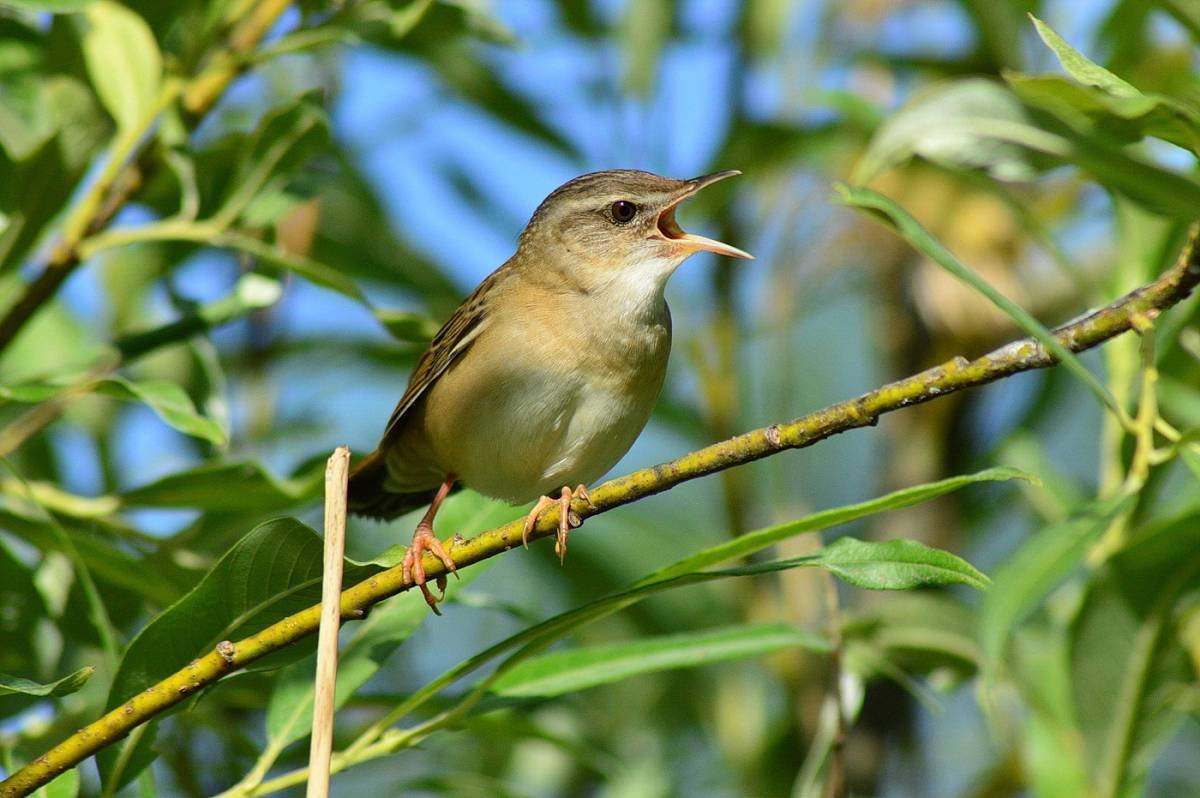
[1,227,1197,798]
[307,447,350,798]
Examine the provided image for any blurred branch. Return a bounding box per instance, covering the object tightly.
[3,228,1199,798]
[0,0,294,357]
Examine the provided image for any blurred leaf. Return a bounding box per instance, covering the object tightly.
[0,536,48,675]
[1010,16,1200,153]
[0,508,181,606]
[854,78,1039,183]
[815,537,989,591]
[491,623,829,699]
[0,373,226,445]
[837,185,1126,417]
[1071,518,1200,797]
[1029,15,1140,97]
[980,494,1132,667]
[31,767,79,798]
[373,308,441,343]
[77,1,162,131]
[642,467,1032,585]
[216,99,330,227]
[619,0,670,96]
[3,0,91,9]
[845,592,979,673]
[121,459,323,511]
[0,665,93,698]
[95,375,225,445]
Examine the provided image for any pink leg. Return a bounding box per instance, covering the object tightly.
[402,474,459,614]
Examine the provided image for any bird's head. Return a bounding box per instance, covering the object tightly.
[517,169,752,295]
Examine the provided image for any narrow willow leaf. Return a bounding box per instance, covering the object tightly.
[94,376,226,445]
[641,467,1032,586]
[491,624,830,699]
[0,666,94,698]
[980,494,1131,666]
[120,460,323,511]
[836,185,1125,419]
[853,78,1039,183]
[815,537,989,591]
[0,374,226,445]
[1029,15,1140,97]
[78,1,162,131]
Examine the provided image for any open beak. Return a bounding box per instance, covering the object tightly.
[654,170,754,260]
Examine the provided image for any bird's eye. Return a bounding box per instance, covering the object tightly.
[610,200,637,224]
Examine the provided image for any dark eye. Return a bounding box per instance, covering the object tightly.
[610,200,637,223]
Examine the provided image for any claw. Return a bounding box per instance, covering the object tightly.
[523,485,594,565]
[403,520,457,614]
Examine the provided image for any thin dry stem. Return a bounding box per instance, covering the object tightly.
[306,447,350,798]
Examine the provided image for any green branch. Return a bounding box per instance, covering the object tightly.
[2,227,1196,798]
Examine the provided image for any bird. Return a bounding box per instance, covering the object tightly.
[347,169,752,611]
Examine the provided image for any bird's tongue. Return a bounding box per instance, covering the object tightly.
[657,205,754,260]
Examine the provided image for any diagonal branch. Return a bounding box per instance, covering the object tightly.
[2,228,1198,798]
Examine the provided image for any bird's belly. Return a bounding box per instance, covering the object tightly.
[425,346,666,504]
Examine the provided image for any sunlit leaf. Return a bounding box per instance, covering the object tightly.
[641,467,1032,585]
[491,623,830,698]
[1030,15,1139,97]
[77,1,162,132]
[854,78,1039,183]
[815,537,989,591]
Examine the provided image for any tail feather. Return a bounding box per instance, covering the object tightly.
[348,449,448,521]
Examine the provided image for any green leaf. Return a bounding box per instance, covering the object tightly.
[853,78,1039,183]
[815,537,989,591]
[216,99,330,228]
[1070,519,1200,798]
[0,666,94,698]
[120,459,323,511]
[77,1,162,132]
[980,494,1131,667]
[372,308,441,344]
[96,375,226,445]
[836,185,1127,418]
[491,623,830,699]
[1,374,226,445]
[1029,15,1139,98]
[3,0,91,9]
[641,467,1032,585]
[100,518,377,789]
[32,767,79,798]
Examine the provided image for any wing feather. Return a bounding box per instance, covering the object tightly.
[380,269,505,442]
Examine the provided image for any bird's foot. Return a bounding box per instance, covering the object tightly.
[522,484,594,564]
[402,520,458,614]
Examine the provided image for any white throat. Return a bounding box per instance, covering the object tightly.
[592,254,682,323]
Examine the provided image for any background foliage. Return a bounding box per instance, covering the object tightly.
[1,0,1199,796]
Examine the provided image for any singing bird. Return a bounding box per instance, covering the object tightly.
[348,169,752,610]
